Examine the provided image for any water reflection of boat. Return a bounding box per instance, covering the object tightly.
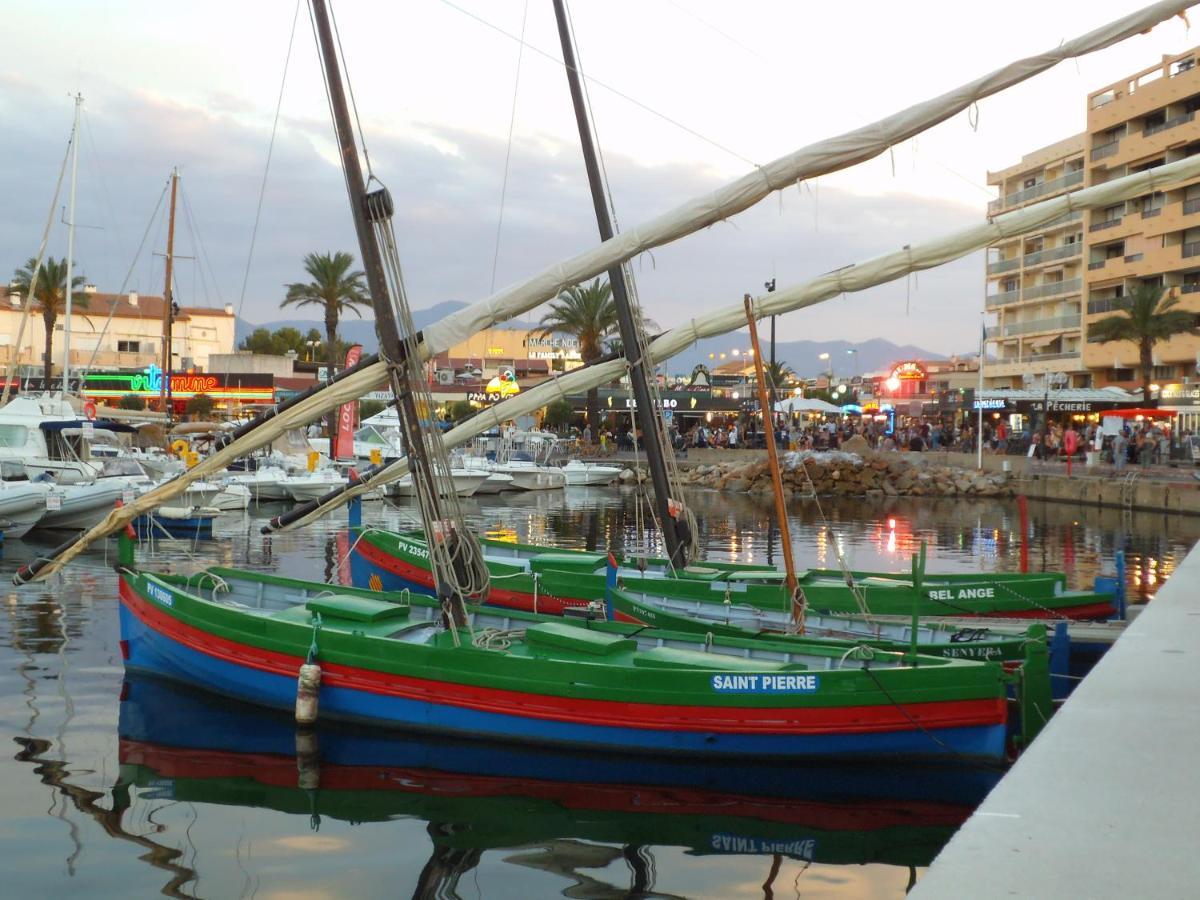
[118,676,1000,876]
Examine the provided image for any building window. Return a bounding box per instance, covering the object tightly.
[117,340,141,353]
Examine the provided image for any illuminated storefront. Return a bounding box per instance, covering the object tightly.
[82,364,275,411]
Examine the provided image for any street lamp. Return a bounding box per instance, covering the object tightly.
[305,338,321,362]
[846,347,858,376]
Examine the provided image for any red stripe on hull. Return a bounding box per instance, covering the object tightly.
[120,581,1004,735]
[118,740,971,828]
[357,537,593,615]
[953,601,1115,621]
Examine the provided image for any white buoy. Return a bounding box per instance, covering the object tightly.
[295,663,322,725]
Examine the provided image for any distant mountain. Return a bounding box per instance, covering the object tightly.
[666,333,946,378]
[237,300,540,352]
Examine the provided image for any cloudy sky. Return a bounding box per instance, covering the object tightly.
[2,1,1195,354]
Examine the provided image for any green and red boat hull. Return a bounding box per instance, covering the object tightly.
[117,567,1008,762]
[350,528,1115,620]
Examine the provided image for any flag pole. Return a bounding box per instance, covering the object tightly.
[977,311,985,471]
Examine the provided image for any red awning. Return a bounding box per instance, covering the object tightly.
[1108,408,1173,418]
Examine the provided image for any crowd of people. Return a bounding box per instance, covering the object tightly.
[656,416,1191,466]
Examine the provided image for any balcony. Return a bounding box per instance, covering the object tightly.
[1001,314,1082,336]
[1124,253,1144,263]
[988,169,1084,214]
[1090,139,1120,161]
[1184,197,1200,215]
[1088,260,1107,270]
[1023,243,1081,267]
[1089,216,1123,233]
[985,289,1021,308]
[1143,110,1194,137]
[984,325,1003,339]
[1184,242,1200,258]
[987,257,1021,275]
[1023,351,1083,362]
[1023,277,1082,301]
[1183,282,1200,294]
[1141,207,1163,219]
[1087,297,1125,315]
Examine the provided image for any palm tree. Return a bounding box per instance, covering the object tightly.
[537,278,616,440]
[282,251,370,371]
[11,257,87,386]
[1088,283,1200,402]
[763,360,795,391]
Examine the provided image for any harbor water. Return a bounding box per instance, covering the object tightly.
[1,487,1193,898]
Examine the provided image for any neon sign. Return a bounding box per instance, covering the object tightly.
[82,366,275,403]
[890,361,926,381]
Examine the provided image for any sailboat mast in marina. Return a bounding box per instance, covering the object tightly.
[551,0,689,568]
[161,168,179,418]
[62,93,82,396]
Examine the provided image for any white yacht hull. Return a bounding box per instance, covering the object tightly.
[562,462,622,485]
[390,471,488,498]
[497,466,566,491]
[36,482,126,530]
[0,483,52,539]
[473,472,515,494]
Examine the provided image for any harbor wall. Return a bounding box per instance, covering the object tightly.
[912,537,1200,898]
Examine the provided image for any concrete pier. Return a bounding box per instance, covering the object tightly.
[913,538,1200,898]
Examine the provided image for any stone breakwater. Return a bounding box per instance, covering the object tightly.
[619,451,1015,499]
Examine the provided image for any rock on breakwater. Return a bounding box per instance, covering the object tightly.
[623,451,1015,499]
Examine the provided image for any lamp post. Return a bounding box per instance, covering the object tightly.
[305,339,321,362]
[765,278,777,411]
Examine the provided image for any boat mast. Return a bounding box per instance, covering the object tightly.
[309,0,483,620]
[62,93,82,397]
[161,168,179,419]
[744,295,804,631]
[550,0,687,568]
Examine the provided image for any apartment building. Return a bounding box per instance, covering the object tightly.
[984,48,1200,391]
[0,284,236,374]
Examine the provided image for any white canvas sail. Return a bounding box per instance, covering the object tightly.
[21,0,1196,580]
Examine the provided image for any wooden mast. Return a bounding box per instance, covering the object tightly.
[161,168,178,419]
[744,295,804,631]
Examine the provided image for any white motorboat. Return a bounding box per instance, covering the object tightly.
[0,396,111,483]
[388,469,489,498]
[35,480,127,531]
[225,465,293,502]
[493,460,566,491]
[282,468,348,502]
[473,472,515,494]
[561,459,622,486]
[210,483,252,511]
[0,464,53,539]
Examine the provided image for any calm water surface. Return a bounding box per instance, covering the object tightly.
[1,487,1194,899]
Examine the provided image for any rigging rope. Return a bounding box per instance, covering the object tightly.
[234,0,301,337]
[488,0,530,294]
[564,0,698,567]
[2,128,73,404]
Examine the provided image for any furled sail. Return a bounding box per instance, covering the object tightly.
[16,0,1194,582]
[269,151,1200,531]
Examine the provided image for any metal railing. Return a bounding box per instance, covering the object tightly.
[1183,241,1200,258]
[988,169,1084,213]
[1184,197,1200,215]
[1002,314,1082,336]
[1088,260,1107,270]
[984,325,1002,339]
[988,350,1081,366]
[1182,282,1200,294]
[1087,297,1125,314]
[985,289,1021,308]
[1090,139,1120,161]
[1143,110,1194,137]
[1023,243,1081,267]
[1141,207,1163,218]
[1089,217,1123,232]
[987,256,1021,275]
[1023,277,1082,301]
[1124,253,1144,263]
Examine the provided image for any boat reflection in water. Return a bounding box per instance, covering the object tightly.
[116,676,1001,896]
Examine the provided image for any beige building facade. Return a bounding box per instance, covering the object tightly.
[0,285,236,375]
[985,48,1200,391]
